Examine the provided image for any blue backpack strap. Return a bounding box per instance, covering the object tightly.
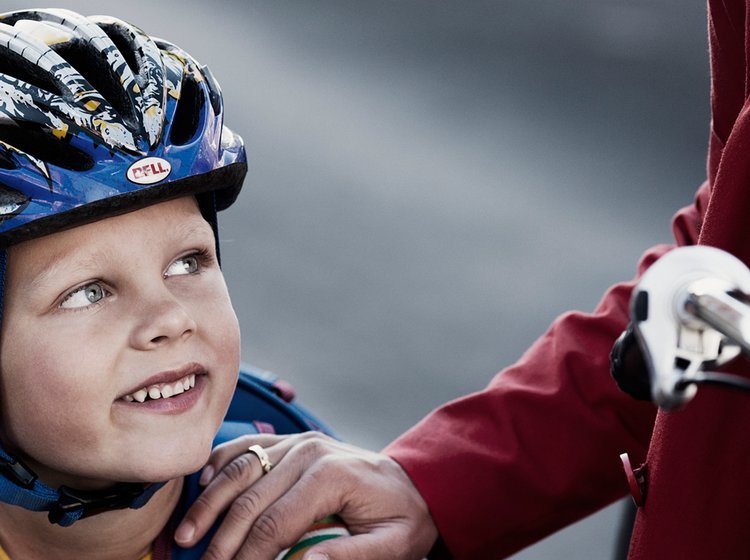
[225,364,336,436]
[168,366,335,559]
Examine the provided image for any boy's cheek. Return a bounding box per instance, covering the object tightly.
[211,304,240,351]
[203,294,241,353]
[204,301,241,392]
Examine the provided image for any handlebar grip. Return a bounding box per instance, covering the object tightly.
[610,324,653,402]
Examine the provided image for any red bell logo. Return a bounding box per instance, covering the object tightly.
[126,157,172,185]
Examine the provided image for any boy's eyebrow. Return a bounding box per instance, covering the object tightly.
[26,219,213,292]
[173,220,215,244]
[27,247,115,292]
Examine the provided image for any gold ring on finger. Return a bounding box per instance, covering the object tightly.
[247,444,274,474]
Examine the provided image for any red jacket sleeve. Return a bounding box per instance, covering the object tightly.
[384,181,710,559]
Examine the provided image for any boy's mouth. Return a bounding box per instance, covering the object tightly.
[121,373,197,402]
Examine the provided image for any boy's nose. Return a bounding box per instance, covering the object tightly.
[129,294,197,350]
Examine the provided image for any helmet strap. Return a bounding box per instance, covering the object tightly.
[0,445,164,526]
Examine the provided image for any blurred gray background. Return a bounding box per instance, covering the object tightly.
[3,1,710,557]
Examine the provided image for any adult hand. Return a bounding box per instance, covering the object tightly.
[174,432,439,559]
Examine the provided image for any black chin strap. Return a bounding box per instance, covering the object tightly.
[48,482,162,525]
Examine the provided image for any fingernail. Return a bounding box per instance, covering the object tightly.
[199,465,215,486]
[174,520,195,544]
[305,554,328,560]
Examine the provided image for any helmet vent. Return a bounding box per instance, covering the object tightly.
[169,74,205,146]
[0,152,18,171]
[0,183,29,221]
[0,48,64,97]
[97,23,142,79]
[52,40,139,130]
[0,124,93,172]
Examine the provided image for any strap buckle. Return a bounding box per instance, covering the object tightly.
[0,454,36,488]
[48,483,148,524]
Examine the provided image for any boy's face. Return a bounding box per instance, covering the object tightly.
[0,196,240,488]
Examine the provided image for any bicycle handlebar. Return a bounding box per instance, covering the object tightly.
[624,246,750,410]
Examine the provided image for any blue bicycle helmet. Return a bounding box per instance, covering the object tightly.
[0,8,247,526]
[0,8,246,246]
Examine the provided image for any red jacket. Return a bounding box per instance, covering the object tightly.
[386,1,750,557]
[385,190,692,557]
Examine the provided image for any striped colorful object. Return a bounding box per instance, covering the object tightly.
[275,516,350,560]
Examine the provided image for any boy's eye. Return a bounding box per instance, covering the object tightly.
[165,255,200,277]
[60,282,108,309]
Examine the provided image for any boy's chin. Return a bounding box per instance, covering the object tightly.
[80,442,214,486]
[127,450,211,484]
[122,428,218,481]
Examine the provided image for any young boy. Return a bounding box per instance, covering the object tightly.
[0,7,342,559]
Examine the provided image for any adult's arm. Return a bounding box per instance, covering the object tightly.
[384,180,709,558]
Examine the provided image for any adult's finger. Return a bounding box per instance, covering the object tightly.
[176,433,321,547]
[200,437,345,559]
[227,438,431,560]
[228,457,351,560]
[199,433,291,485]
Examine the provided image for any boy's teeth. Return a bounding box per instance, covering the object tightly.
[124,373,198,402]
